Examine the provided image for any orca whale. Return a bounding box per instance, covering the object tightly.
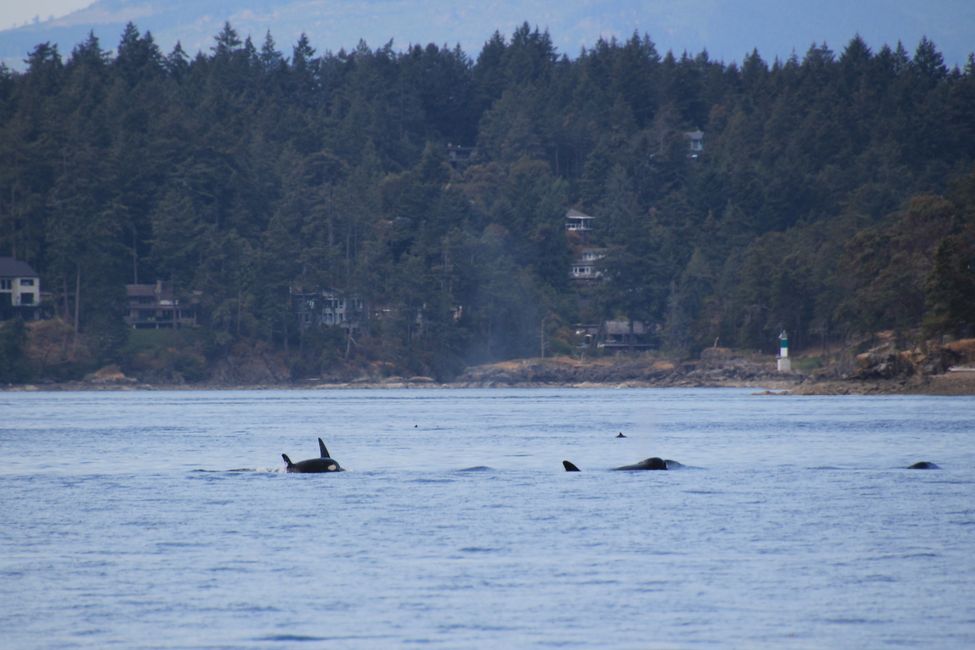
[282,438,344,473]
[563,457,680,471]
[615,457,669,470]
[907,461,940,469]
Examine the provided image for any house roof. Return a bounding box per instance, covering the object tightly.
[575,250,605,263]
[126,284,157,297]
[0,257,38,277]
[566,208,594,219]
[126,283,175,299]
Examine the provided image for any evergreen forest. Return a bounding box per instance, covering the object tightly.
[1,22,974,382]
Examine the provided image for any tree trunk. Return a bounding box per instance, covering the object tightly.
[61,274,70,321]
[73,263,81,350]
[131,224,139,284]
[282,308,290,355]
[59,275,71,356]
[236,288,242,336]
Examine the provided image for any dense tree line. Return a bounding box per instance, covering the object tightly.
[0,22,973,380]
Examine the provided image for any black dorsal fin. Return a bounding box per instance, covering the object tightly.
[563,460,581,472]
[318,438,330,458]
[282,454,293,467]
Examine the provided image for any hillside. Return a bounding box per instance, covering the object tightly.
[0,22,973,385]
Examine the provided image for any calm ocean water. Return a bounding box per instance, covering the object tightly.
[1,388,973,649]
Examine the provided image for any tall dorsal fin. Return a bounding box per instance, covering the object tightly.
[282,454,294,467]
[318,438,330,458]
[563,460,581,472]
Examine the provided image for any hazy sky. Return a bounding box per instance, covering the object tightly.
[0,1,91,30]
[0,1,971,69]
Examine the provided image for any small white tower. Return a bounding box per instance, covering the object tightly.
[777,330,791,372]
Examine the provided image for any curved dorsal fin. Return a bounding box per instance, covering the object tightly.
[282,454,294,467]
[563,460,581,472]
[318,438,330,458]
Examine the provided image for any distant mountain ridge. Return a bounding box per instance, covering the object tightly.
[1,0,972,70]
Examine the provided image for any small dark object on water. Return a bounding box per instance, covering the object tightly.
[616,432,626,438]
[282,438,344,473]
[907,461,940,470]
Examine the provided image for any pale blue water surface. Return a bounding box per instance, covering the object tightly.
[1,388,973,648]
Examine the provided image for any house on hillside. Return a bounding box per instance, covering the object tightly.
[565,208,596,234]
[291,287,365,333]
[599,320,652,351]
[570,248,606,280]
[573,323,601,348]
[684,129,704,158]
[125,282,198,329]
[0,257,41,320]
[572,320,655,351]
[446,143,475,170]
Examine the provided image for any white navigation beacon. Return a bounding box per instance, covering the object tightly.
[777,330,791,372]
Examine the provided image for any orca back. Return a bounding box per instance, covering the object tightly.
[282,439,343,473]
[615,457,668,471]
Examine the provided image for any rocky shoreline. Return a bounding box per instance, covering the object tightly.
[7,343,975,395]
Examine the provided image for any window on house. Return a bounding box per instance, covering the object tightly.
[20,293,34,304]
[20,278,35,286]
[0,279,10,290]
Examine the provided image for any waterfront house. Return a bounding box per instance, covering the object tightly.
[600,320,652,350]
[0,257,41,320]
[291,287,365,332]
[125,281,198,329]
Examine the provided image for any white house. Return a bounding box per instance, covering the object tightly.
[684,129,704,158]
[0,257,40,319]
[565,208,596,232]
[570,248,605,280]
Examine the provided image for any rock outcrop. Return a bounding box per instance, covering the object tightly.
[456,353,788,388]
[851,337,975,380]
